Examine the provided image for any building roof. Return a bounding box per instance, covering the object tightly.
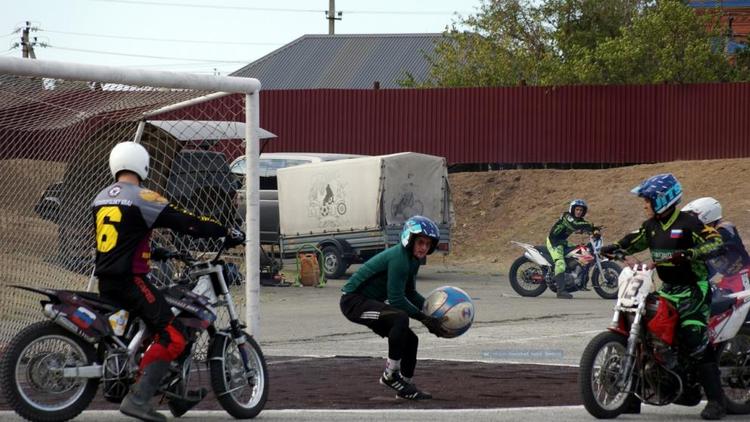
[230,33,444,89]
[689,1,750,7]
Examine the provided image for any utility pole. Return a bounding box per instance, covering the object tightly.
[21,21,37,59]
[325,0,342,35]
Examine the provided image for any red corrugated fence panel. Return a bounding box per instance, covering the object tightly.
[255,84,750,165]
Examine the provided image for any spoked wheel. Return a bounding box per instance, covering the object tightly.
[508,256,548,297]
[579,331,639,419]
[209,331,269,419]
[0,321,99,421]
[718,327,750,414]
[592,261,622,300]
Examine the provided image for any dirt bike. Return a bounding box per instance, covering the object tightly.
[0,240,268,422]
[509,232,621,299]
[579,258,750,419]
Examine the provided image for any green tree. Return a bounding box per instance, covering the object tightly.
[404,0,748,87]
[567,0,736,84]
[400,0,552,87]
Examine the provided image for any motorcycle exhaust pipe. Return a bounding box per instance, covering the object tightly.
[43,304,96,343]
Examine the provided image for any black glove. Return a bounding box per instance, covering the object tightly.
[670,249,694,265]
[418,313,445,337]
[225,228,246,248]
[150,246,171,261]
[599,244,619,255]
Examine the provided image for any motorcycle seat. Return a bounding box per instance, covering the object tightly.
[710,294,735,316]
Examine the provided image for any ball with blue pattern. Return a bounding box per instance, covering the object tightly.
[631,173,682,215]
[422,286,475,338]
[400,215,440,254]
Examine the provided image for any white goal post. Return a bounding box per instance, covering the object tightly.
[0,56,263,343]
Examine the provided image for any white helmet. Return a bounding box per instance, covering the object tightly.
[109,142,149,181]
[681,197,722,225]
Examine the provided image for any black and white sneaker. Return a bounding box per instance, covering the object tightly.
[379,372,410,393]
[379,373,432,400]
[396,385,433,400]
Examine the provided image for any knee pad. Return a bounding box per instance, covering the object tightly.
[140,323,188,369]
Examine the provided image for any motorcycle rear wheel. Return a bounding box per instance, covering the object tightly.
[718,326,750,415]
[0,321,99,422]
[508,256,548,297]
[579,331,640,419]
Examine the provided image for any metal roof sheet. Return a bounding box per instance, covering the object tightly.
[231,33,443,89]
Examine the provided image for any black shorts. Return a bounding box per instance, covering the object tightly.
[340,292,408,337]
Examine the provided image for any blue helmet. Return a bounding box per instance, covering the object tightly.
[400,215,440,254]
[569,199,588,217]
[631,173,683,215]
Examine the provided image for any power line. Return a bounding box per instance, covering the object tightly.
[122,61,234,68]
[0,29,20,38]
[38,28,282,46]
[92,0,321,13]
[48,44,249,63]
[346,9,463,15]
[91,0,467,16]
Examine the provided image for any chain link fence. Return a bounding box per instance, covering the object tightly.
[0,72,250,358]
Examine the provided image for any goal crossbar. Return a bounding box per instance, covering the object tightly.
[0,57,260,93]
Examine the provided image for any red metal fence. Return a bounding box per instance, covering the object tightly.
[257,84,750,165]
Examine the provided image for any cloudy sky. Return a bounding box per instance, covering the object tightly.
[1,0,478,75]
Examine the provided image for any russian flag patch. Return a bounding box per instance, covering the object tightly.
[670,229,683,239]
[71,307,96,329]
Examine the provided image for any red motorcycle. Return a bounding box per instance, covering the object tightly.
[579,262,750,418]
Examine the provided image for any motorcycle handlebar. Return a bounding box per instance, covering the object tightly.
[151,238,229,265]
[601,250,672,270]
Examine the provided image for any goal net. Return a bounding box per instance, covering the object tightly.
[0,57,262,357]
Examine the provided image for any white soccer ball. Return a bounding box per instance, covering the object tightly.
[422,286,475,338]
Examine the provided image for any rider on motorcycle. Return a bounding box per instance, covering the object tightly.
[682,197,750,280]
[92,142,246,422]
[600,174,726,420]
[546,199,600,299]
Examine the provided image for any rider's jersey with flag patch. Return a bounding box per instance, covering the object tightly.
[614,209,722,286]
[92,182,227,278]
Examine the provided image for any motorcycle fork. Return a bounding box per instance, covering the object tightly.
[214,268,255,376]
[618,308,645,392]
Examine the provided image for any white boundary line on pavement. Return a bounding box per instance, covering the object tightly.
[0,406,586,419]
[262,406,586,413]
[265,354,581,367]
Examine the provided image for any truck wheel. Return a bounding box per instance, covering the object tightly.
[321,246,347,279]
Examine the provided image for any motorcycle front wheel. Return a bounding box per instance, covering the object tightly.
[579,331,640,419]
[209,331,269,419]
[0,321,100,422]
[718,326,750,414]
[591,261,622,300]
[508,256,548,297]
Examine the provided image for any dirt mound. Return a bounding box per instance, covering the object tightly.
[446,158,750,271]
